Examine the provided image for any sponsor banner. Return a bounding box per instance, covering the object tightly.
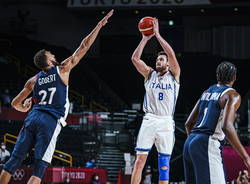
[0,167,107,183]
[68,0,211,8]
[60,168,107,183]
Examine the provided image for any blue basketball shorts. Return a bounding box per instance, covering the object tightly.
[183,133,226,184]
[10,109,62,163]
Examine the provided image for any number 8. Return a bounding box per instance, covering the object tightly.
[158,92,163,100]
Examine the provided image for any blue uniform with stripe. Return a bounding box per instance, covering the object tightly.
[4,66,69,176]
[183,84,233,184]
[191,85,230,135]
[33,66,69,120]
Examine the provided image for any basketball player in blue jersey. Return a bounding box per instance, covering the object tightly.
[130,18,180,184]
[0,10,113,184]
[183,62,250,184]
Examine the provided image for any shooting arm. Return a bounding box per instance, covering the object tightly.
[153,18,180,82]
[131,36,153,79]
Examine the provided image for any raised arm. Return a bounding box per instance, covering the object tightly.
[11,76,36,112]
[131,34,153,79]
[185,100,200,135]
[221,90,250,172]
[153,18,180,82]
[60,10,114,72]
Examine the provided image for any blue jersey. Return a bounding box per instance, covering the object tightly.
[32,66,69,120]
[191,84,234,140]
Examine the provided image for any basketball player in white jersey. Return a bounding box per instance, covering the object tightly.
[130,18,180,184]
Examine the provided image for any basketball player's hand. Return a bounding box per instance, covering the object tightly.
[244,157,250,175]
[242,170,250,183]
[98,9,114,27]
[22,97,32,112]
[236,170,250,184]
[153,18,160,36]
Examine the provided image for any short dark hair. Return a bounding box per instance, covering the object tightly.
[157,51,168,59]
[216,61,237,84]
[33,49,48,69]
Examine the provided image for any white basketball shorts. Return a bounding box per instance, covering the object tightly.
[135,113,175,155]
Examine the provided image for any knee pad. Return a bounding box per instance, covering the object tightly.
[32,159,49,179]
[158,154,171,181]
[3,156,23,175]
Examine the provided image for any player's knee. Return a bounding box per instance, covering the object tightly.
[3,156,23,175]
[158,154,170,181]
[32,159,49,179]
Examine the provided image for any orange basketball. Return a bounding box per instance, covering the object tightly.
[138,16,154,36]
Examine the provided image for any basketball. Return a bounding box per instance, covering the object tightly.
[138,16,154,36]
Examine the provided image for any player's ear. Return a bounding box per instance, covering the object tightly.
[47,60,51,66]
[232,74,236,82]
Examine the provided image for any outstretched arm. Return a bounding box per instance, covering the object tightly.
[153,18,180,82]
[131,34,154,79]
[221,90,250,173]
[185,100,200,135]
[11,76,36,112]
[60,9,114,72]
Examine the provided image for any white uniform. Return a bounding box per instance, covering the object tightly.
[136,71,180,155]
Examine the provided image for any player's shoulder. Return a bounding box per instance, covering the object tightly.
[145,69,156,81]
[167,71,179,83]
[221,87,240,102]
[28,75,38,83]
[221,86,237,96]
[59,56,74,72]
[226,89,240,99]
[25,75,37,90]
[150,70,156,76]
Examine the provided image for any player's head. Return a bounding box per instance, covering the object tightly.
[216,61,237,85]
[33,49,59,70]
[156,51,169,72]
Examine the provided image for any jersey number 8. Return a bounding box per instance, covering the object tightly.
[158,92,164,101]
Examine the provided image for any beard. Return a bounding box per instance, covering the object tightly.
[156,66,167,72]
[51,60,61,66]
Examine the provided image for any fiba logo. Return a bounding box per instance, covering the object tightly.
[12,169,25,180]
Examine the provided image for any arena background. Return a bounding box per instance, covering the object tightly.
[0,0,250,183]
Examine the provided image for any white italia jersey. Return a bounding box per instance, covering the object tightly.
[143,70,180,116]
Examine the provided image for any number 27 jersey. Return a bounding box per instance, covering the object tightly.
[32,66,69,120]
[143,71,180,116]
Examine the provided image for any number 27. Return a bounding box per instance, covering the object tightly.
[39,87,56,105]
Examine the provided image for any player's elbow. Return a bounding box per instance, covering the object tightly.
[72,51,85,65]
[167,52,175,60]
[11,99,17,109]
[131,56,139,64]
[176,67,181,74]
[222,123,233,134]
[79,44,88,53]
[78,39,89,53]
[185,121,193,133]
[185,121,191,129]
